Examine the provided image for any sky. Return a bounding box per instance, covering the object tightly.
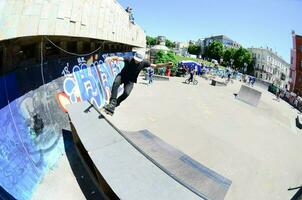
[117,0,302,63]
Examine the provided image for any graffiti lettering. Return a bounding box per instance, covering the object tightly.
[59,52,132,109]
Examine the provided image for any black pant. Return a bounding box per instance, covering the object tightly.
[110,74,134,106]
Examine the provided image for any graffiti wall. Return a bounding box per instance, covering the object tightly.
[0,51,132,200]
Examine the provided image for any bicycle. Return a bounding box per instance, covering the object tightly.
[185,78,198,85]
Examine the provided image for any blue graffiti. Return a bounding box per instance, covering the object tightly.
[62,52,131,108]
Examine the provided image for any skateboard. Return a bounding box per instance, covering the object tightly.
[84,101,113,119]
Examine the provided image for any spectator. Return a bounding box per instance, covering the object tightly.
[251,77,256,86]
[276,88,281,101]
[125,6,135,24]
[147,67,154,85]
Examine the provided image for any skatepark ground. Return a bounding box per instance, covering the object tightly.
[33,76,302,200]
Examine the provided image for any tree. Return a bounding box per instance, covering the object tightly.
[223,48,236,66]
[146,36,156,46]
[155,50,178,75]
[204,41,224,61]
[188,44,201,55]
[165,39,175,48]
[233,47,253,74]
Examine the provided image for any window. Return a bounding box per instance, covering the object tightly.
[300,44,302,53]
[301,60,302,68]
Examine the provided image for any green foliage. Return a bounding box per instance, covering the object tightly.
[188,44,201,55]
[165,39,175,48]
[146,36,156,46]
[154,50,178,75]
[204,41,224,61]
[233,47,253,74]
[223,48,236,66]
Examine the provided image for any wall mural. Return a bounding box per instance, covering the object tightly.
[0,51,132,200]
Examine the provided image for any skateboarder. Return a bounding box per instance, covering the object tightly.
[104,52,173,115]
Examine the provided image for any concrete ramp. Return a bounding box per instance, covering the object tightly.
[124,130,232,200]
[211,79,227,86]
[237,85,262,106]
[67,101,202,200]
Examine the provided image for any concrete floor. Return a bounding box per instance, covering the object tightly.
[32,76,302,200]
[32,154,86,200]
[106,76,302,200]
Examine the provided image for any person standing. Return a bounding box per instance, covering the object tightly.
[125,6,135,24]
[147,66,154,85]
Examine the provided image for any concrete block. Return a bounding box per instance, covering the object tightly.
[22,2,42,16]
[68,21,76,36]
[57,0,72,19]
[18,15,39,36]
[80,3,89,26]
[38,19,49,35]
[55,18,69,36]
[10,1,23,15]
[1,14,19,39]
[70,0,80,22]
[237,85,262,107]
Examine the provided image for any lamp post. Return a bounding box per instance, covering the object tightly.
[244,62,248,74]
[230,59,234,69]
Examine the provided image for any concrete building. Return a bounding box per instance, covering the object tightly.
[0,0,146,74]
[149,36,170,63]
[248,47,290,88]
[198,35,241,56]
[289,31,302,94]
[173,41,189,56]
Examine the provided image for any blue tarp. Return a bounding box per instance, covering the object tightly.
[179,61,202,75]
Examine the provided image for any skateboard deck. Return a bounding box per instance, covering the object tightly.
[84,101,113,119]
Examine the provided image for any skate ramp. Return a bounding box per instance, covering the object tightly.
[236,85,262,107]
[124,130,232,200]
[211,79,227,86]
[67,101,202,200]
[67,101,232,200]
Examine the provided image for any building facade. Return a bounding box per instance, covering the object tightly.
[289,31,302,94]
[198,35,241,56]
[248,47,290,88]
[173,41,189,56]
[148,36,170,63]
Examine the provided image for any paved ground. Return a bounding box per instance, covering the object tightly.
[32,154,86,200]
[106,76,302,200]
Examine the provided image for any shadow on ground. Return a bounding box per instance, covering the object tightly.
[62,129,108,200]
[0,185,16,200]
